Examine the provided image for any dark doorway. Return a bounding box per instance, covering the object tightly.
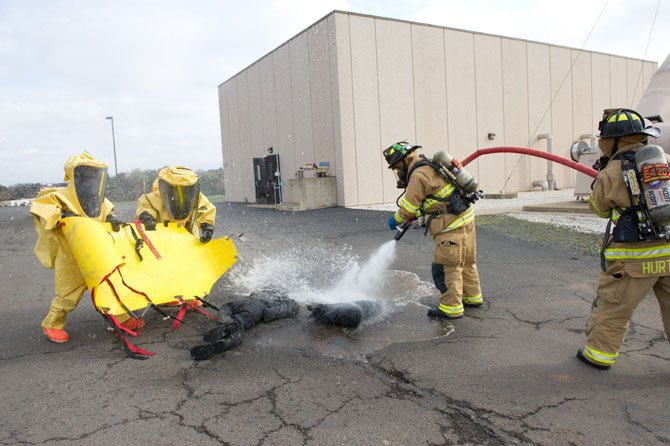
[253,154,281,204]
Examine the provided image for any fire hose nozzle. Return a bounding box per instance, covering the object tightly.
[393,220,412,241]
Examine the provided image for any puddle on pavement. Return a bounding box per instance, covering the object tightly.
[239,271,455,359]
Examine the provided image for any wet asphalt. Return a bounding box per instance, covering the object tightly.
[0,202,668,445]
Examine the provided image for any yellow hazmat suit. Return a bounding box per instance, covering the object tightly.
[135,166,215,238]
[30,153,118,334]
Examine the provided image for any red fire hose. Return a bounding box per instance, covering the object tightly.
[461,146,598,179]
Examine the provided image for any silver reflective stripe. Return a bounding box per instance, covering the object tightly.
[604,245,670,260]
[584,345,617,365]
[421,183,455,212]
[439,303,463,315]
[399,196,420,216]
[439,207,474,233]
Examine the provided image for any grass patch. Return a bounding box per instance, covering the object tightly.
[476,214,603,257]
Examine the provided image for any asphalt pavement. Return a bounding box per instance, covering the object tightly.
[0,202,668,445]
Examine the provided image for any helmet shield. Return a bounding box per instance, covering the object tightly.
[158,179,199,220]
[73,165,107,217]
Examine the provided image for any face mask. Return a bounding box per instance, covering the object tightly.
[393,163,408,189]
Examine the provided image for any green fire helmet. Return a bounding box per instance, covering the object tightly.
[382,141,421,168]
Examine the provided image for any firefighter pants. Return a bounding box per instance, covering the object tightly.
[584,260,670,367]
[432,220,483,317]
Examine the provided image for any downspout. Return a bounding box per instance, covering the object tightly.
[537,134,554,190]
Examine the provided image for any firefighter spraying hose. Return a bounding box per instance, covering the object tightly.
[383,141,484,319]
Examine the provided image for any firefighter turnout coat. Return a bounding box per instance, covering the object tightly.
[392,156,483,317]
[585,141,670,367]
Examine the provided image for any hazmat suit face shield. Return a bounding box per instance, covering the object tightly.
[73,165,107,217]
[158,179,200,220]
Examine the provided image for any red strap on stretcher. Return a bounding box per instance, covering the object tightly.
[133,219,161,260]
[104,312,155,359]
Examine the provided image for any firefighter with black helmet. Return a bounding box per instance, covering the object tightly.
[578,108,670,370]
[383,141,483,319]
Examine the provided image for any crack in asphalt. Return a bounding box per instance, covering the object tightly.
[505,309,583,331]
[368,356,531,445]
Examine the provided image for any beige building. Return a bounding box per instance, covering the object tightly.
[218,10,657,207]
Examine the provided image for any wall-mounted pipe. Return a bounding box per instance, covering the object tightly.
[537,134,554,190]
[579,133,597,152]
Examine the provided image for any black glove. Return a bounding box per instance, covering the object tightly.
[138,212,156,231]
[60,208,77,218]
[105,214,125,232]
[199,222,214,243]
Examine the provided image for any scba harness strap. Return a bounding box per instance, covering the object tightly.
[406,156,474,214]
[614,152,658,242]
[599,151,668,271]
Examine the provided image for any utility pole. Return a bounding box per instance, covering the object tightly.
[105,116,118,176]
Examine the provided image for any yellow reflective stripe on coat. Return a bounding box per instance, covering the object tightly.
[439,303,464,315]
[399,196,421,217]
[393,212,404,224]
[584,345,617,365]
[604,244,670,261]
[421,183,455,213]
[438,207,474,233]
[588,195,610,218]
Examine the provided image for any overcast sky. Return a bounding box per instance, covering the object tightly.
[1,0,668,186]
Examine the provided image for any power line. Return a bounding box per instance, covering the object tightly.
[500,0,610,192]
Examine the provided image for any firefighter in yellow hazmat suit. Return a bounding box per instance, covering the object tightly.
[134,166,216,241]
[30,152,140,344]
[135,166,216,307]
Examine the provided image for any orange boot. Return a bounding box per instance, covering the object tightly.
[165,299,202,308]
[43,327,69,343]
[120,318,145,330]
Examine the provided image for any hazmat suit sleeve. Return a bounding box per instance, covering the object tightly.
[30,189,113,269]
[100,198,114,221]
[194,193,216,228]
[394,168,430,223]
[30,189,68,269]
[134,192,160,220]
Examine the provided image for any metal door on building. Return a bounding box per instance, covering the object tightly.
[253,154,282,204]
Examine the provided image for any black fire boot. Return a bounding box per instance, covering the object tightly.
[427,307,462,320]
[576,348,610,371]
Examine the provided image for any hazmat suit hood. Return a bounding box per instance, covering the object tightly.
[154,166,201,220]
[63,152,109,218]
[30,152,114,269]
